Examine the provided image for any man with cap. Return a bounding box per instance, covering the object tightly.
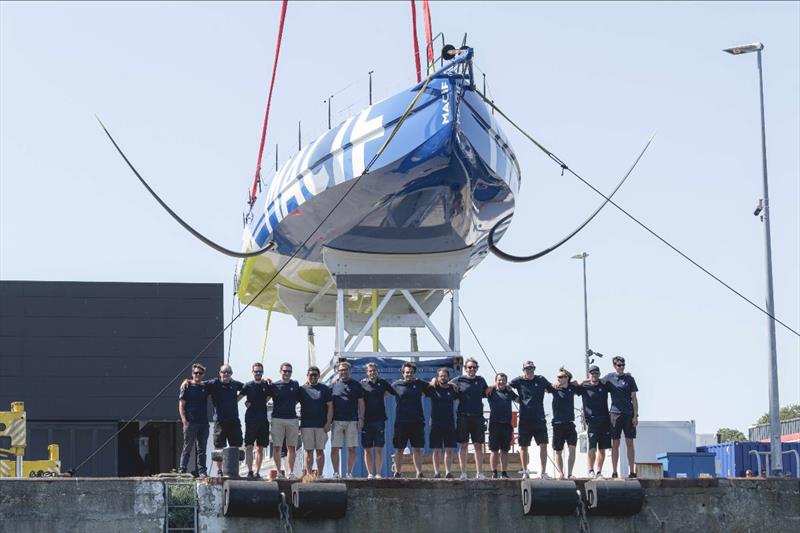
[509,361,554,479]
[604,356,639,478]
[579,364,611,477]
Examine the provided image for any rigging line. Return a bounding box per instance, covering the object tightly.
[73,71,437,475]
[487,134,654,262]
[96,118,276,259]
[250,0,289,205]
[474,90,800,339]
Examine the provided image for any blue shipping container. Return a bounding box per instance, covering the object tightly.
[657,452,716,478]
[698,442,800,478]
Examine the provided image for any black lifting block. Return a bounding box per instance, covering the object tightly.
[223,480,281,517]
[521,479,578,516]
[291,482,348,519]
[584,480,644,516]
[211,448,245,462]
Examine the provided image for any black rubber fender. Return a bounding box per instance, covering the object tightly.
[521,479,578,516]
[584,479,644,516]
[223,480,281,517]
[291,482,348,519]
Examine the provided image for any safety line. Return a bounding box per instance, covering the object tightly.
[476,90,799,339]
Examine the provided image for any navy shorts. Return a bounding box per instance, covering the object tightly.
[488,421,513,452]
[552,422,577,451]
[518,418,548,447]
[361,420,386,448]
[213,420,243,449]
[587,420,612,450]
[457,414,486,444]
[610,413,637,439]
[244,420,269,447]
[393,421,425,449]
[429,423,458,449]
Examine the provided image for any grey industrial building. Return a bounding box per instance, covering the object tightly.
[0,280,223,476]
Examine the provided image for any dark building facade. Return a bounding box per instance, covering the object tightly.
[0,281,223,476]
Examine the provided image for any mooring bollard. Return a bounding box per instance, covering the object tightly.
[221,447,242,479]
[291,482,348,519]
[521,479,578,516]
[584,480,644,516]
[223,480,281,517]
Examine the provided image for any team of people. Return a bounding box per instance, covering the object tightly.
[178,356,639,480]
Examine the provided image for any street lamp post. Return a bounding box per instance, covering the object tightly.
[724,41,782,476]
[572,252,590,379]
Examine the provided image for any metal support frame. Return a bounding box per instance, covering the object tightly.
[329,287,462,360]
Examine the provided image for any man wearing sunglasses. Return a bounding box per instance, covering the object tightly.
[206,364,245,476]
[270,362,301,479]
[178,363,210,477]
[241,362,272,480]
[509,361,554,479]
[551,367,580,479]
[299,366,332,478]
[604,356,639,478]
[579,364,611,478]
[450,357,489,480]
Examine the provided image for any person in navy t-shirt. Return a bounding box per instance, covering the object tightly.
[178,363,210,477]
[551,367,580,479]
[360,363,397,479]
[486,373,518,479]
[390,362,431,479]
[330,361,365,479]
[240,362,272,479]
[299,366,332,478]
[270,362,301,479]
[508,361,554,479]
[579,364,611,478]
[428,367,458,479]
[449,357,489,480]
[603,355,639,478]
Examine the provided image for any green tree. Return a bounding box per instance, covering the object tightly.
[755,404,800,424]
[716,428,746,443]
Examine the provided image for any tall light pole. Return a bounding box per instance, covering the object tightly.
[724,41,782,476]
[572,252,590,378]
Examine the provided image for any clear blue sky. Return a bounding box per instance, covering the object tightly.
[2,1,798,435]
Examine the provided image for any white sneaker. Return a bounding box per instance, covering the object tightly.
[345,473,353,479]
[540,472,550,479]
[521,471,530,479]
[332,472,341,479]
[594,471,603,479]
[588,470,595,478]
[475,472,486,480]
[459,473,468,480]
[287,473,297,480]
[367,474,374,479]
[374,474,382,479]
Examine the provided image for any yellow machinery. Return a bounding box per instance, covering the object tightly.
[0,402,61,477]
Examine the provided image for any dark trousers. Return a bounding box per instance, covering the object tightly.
[180,422,209,474]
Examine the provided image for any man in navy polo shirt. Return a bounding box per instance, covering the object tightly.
[360,362,397,479]
[509,361,554,479]
[178,363,210,477]
[241,362,272,480]
[579,364,611,478]
[604,356,639,478]
[270,362,301,479]
[206,364,244,476]
[330,361,365,479]
[486,373,518,479]
[450,357,489,480]
[428,367,458,479]
[299,366,332,478]
[551,367,580,479]
[391,362,430,479]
